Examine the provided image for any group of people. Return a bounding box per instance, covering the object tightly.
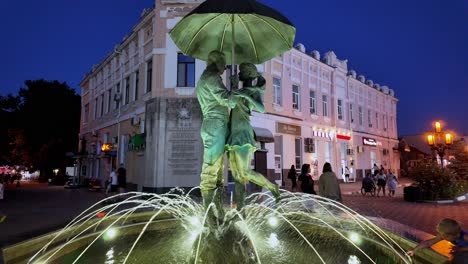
[287,162,342,202]
[363,163,399,197]
[197,50,280,213]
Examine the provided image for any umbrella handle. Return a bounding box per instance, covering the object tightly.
[230,14,239,90]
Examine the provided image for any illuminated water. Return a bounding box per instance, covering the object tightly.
[28,189,412,264]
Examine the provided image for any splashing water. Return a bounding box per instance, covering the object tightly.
[28,188,412,264]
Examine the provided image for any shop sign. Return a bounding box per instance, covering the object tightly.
[337,134,351,140]
[312,130,335,140]
[362,137,377,147]
[277,122,301,136]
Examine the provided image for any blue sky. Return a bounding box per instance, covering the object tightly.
[0,0,467,135]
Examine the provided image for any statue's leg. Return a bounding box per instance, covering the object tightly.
[234,145,280,201]
[228,151,246,210]
[200,119,227,213]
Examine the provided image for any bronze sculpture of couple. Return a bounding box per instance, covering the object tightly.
[197,50,280,218]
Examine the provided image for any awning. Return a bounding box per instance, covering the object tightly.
[253,127,274,143]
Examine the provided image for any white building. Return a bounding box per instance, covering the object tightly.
[79,0,399,192]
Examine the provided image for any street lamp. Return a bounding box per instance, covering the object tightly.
[426,120,453,167]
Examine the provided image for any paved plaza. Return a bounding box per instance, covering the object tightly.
[1,180,467,263]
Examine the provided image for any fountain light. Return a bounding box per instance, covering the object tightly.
[188,215,201,226]
[103,228,118,241]
[349,232,360,243]
[268,216,279,227]
[267,233,280,248]
[348,255,361,264]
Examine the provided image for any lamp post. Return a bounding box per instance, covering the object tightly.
[426,120,453,167]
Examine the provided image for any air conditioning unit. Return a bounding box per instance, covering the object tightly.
[304,145,315,153]
[346,149,354,155]
[131,116,140,126]
[304,138,313,145]
[383,149,389,155]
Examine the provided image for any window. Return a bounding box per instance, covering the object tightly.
[93,98,98,120]
[134,71,139,101]
[124,77,130,105]
[337,99,343,120]
[146,59,152,93]
[322,95,328,117]
[383,114,387,130]
[273,77,282,105]
[350,103,354,123]
[358,106,363,125]
[99,94,104,117]
[115,82,121,109]
[177,53,195,87]
[106,90,111,113]
[292,85,300,110]
[375,112,379,129]
[84,103,89,123]
[295,138,302,169]
[309,90,316,114]
[368,109,372,127]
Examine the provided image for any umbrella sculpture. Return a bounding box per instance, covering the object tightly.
[169,0,296,66]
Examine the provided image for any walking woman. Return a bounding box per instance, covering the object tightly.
[376,170,387,197]
[318,162,342,202]
[288,165,297,192]
[298,164,316,194]
[226,62,280,210]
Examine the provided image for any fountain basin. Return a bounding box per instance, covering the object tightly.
[3,210,446,264]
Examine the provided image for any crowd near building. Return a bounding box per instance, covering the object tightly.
[78,0,399,192]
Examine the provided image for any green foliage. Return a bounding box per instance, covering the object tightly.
[0,79,81,175]
[407,159,467,200]
[447,140,468,181]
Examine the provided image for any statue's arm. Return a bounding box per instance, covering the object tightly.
[209,76,236,108]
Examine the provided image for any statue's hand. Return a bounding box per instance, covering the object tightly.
[230,75,239,90]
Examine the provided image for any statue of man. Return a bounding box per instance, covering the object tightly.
[197,50,237,216]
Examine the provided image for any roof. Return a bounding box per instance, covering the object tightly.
[400,134,432,155]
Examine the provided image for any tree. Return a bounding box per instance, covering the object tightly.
[0,94,20,164]
[2,80,81,177]
[447,139,468,181]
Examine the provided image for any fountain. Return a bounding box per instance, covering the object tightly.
[24,189,414,264]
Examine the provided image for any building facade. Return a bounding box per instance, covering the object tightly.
[78,0,399,191]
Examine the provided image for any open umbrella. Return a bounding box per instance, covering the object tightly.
[169,0,296,65]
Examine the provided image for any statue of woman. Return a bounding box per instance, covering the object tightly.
[226,63,280,210]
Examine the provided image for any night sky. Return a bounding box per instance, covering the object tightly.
[1,0,467,135]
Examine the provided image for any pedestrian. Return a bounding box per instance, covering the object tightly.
[288,165,297,192]
[407,218,468,263]
[318,162,342,202]
[376,170,387,197]
[372,163,379,177]
[387,171,398,197]
[117,166,127,194]
[108,169,118,194]
[298,164,316,194]
[344,166,351,183]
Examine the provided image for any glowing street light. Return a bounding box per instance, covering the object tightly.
[426,120,453,167]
